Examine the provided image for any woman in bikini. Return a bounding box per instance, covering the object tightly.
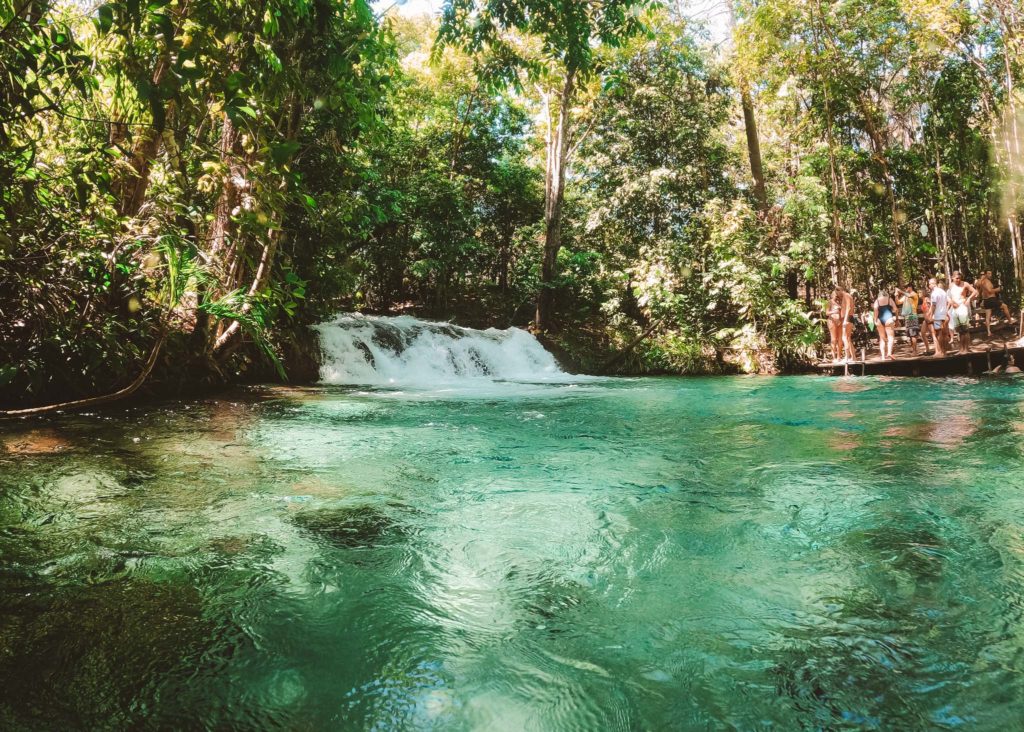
[827,286,854,362]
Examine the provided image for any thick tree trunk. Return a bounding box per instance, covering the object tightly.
[114,98,173,218]
[209,90,306,357]
[740,89,768,212]
[207,113,245,264]
[535,67,576,332]
[111,1,189,217]
[200,112,250,352]
[207,113,242,263]
[730,3,768,214]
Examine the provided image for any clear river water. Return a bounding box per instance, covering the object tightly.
[3,319,1024,730]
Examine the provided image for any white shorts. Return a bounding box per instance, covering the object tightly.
[949,305,970,331]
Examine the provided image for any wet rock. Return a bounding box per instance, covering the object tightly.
[370,324,406,355]
[291,505,404,549]
[1,429,72,455]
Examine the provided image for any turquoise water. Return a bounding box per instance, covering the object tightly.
[3,376,1024,729]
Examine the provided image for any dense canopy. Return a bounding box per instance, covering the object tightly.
[2,0,1023,406]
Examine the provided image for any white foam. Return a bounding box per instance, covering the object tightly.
[314,314,568,386]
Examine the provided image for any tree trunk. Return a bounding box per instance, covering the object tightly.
[933,142,953,278]
[1000,17,1024,292]
[498,232,511,291]
[740,89,768,212]
[857,95,905,283]
[201,111,250,351]
[534,67,576,332]
[111,1,189,217]
[729,1,768,214]
[211,231,280,355]
[0,333,165,416]
[809,7,843,286]
[207,113,242,263]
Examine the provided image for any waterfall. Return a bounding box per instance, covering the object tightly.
[314,314,567,385]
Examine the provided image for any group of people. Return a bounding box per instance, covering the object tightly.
[826,270,1014,363]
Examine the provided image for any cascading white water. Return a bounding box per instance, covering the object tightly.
[314,314,567,385]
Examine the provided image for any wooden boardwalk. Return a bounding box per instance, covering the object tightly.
[817,320,1024,377]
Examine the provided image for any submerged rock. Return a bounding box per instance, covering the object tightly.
[1,429,73,455]
[291,505,405,549]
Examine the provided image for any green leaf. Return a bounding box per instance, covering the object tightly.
[270,140,301,165]
[225,71,246,92]
[97,5,114,34]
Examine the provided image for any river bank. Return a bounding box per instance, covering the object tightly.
[3,313,815,414]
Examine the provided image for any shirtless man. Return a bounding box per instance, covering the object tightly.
[948,271,978,354]
[919,283,933,355]
[975,270,1012,335]
[826,285,855,362]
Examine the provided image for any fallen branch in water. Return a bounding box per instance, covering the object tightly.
[0,336,166,418]
[600,318,666,373]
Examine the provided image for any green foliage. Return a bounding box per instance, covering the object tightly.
[3,0,1024,404]
[734,0,1020,299]
[1,0,393,405]
[701,201,819,372]
[436,0,653,84]
[548,17,819,372]
[289,16,543,324]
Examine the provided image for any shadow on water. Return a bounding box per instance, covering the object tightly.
[0,578,215,730]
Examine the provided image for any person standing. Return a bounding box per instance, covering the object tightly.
[975,270,1012,335]
[873,287,897,360]
[929,277,949,357]
[827,285,855,362]
[895,283,922,356]
[948,271,978,354]
[920,284,934,355]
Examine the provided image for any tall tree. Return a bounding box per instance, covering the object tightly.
[436,0,654,331]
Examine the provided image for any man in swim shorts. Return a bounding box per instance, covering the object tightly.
[895,283,922,356]
[975,270,1012,335]
[929,277,949,357]
[948,271,978,354]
